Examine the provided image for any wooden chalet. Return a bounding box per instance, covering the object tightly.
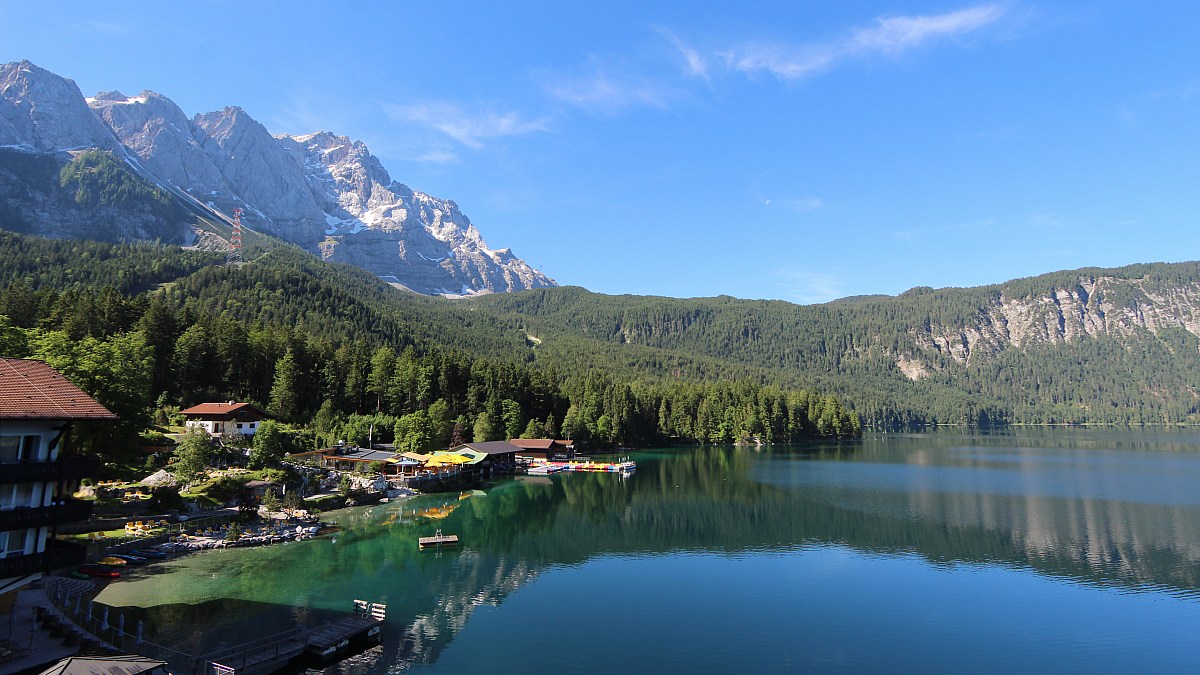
[179,401,269,437]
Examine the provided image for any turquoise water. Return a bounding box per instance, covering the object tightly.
[97,429,1200,672]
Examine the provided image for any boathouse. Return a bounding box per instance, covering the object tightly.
[509,438,576,461]
[451,441,521,474]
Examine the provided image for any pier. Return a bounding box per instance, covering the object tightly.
[188,600,386,673]
[419,529,459,549]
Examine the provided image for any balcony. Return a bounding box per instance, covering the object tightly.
[0,455,98,485]
[0,539,88,578]
[0,499,93,531]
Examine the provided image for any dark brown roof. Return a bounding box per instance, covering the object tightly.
[509,438,554,450]
[0,358,116,421]
[508,438,573,450]
[455,441,521,455]
[178,402,269,420]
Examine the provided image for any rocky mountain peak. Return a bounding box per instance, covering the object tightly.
[0,60,122,153]
[0,60,557,297]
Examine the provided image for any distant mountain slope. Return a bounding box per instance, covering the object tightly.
[0,60,555,296]
[471,262,1200,426]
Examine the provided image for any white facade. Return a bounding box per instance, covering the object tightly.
[185,419,260,436]
[0,422,58,595]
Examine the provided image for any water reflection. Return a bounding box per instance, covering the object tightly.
[95,430,1200,671]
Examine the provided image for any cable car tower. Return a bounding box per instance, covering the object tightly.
[228,207,244,264]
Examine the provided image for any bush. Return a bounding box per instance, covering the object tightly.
[207,474,250,504]
[146,486,184,512]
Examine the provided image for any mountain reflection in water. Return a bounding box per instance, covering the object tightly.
[96,429,1200,671]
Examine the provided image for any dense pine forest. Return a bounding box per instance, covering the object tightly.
[472,266,1200,427]
[5,224,1200,468]
[0,232,859,465]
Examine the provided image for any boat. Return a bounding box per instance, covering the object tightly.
[98,556,128,566]
[130,549,168,559]
[527,464,566,475]
[536,460,637,473]
[108,553,148,565]
[76,564,121,578]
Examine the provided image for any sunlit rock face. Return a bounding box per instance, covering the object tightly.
[0,59,556,296]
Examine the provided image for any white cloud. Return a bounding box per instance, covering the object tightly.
[659,28,710,81]
[719,3,1007,81]
[720,44,837,80]
[784,196,824,212]
[543,67,671,114]
[847,4,1007,55]
[384,100,549,148]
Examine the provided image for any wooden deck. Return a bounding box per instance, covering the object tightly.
[419,531,459,549]
[203,628,308,674]
[306,615,384,660]
[199,600,385,673]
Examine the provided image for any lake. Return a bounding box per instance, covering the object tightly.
[95,429,1200,672]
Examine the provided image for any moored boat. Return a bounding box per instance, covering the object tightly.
[77,564,121,578]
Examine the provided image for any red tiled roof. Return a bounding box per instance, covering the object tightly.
[0,358,117,420]
[178,402,269,420]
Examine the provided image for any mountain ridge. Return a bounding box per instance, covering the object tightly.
[0,59,555,297]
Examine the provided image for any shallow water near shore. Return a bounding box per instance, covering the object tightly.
[96,428,1200,672]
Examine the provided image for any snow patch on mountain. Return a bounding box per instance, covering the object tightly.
[0,60,556,296]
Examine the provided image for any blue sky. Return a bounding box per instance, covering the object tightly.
[3,1,1199,303]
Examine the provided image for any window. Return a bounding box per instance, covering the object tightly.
[0,436,19,463]
[1,483,34,509]
[22,435,41,459]
[0,528,30,557]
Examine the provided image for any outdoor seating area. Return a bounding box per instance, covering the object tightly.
[124,519,168,536]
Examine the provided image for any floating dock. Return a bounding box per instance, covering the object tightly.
[419,529,459,549]
[528,460,636,474]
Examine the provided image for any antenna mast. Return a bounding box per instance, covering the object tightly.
[228,208,244,264]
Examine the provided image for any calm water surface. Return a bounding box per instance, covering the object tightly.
[97,429,1200,672]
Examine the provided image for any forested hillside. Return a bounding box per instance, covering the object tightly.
[0,232,859,465]
[5,225,1199,455]
[473,265,1200,427]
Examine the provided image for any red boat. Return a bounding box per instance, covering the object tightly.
[76,564,121,578]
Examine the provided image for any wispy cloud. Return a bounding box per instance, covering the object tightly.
[384,100,549,148]
[782,196,824,212]
[700,4,1007,81]
[1122,79,1200,128]
[847,4,1006,55]
[773,269,847,304]
[542,65,673,115]
[659,28,710,81]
